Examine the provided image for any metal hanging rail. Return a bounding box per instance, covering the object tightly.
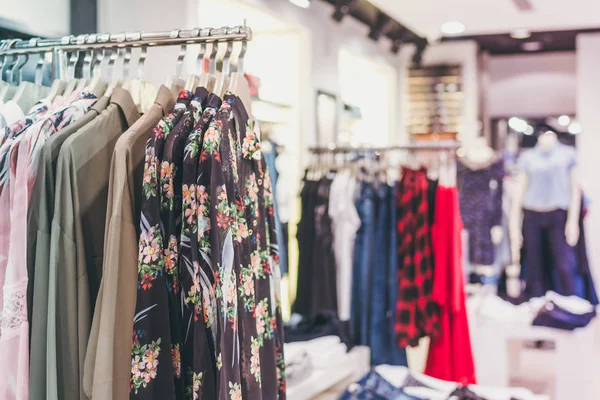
[0,26,252,56]
[308,141,462,154]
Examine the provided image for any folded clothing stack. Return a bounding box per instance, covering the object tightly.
[285,336,348,386]
[285,311,353,348]
[468,291,597,331]
[340,366,539,400]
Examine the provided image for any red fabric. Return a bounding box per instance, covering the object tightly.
[424,185,476,385]
[395,168,439,347]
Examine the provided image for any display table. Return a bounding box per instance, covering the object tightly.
[470,312,596,400]
[287,345,370,400]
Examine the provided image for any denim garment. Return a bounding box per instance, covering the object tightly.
[533,301,596,331]
[387,183,409,366]
[369,184,390,364]
[352,182,376,346]
[339,370,422,400]
[263,146,288,275]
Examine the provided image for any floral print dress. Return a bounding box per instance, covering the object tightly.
[179,93,221,400]
[131,91,285,400]
[131,90,192,398]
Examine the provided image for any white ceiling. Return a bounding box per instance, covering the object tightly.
[369,0,600,38]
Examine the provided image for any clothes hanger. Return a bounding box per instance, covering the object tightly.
[183,28,202,91]
[212,31,233,98]
[165,30,186,97]
[103,45,125,98]
[39,47,66,103]
[206,33,221,93]
[0,49,18,102]
[87,33,109,97]
[197,28,215,91]
[62,40,82,98]
[228,27,252,114]
[71,34,91,94]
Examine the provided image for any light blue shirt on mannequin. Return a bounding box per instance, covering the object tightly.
[517,143,577,211]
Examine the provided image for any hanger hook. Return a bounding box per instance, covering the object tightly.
[13,52,28,85]
[82,34,97,78]
[196,28,210,74]
[208,27,226,75]
[123,45,132,78]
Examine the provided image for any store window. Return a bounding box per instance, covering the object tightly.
[338,47,397,146]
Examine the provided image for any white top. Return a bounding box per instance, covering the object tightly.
[0,100,24,129]
[328,171,360,321]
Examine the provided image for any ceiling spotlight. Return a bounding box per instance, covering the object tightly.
[568,122,582,134]
[441,21,466,35]
[289,0,310,8]
[508,117,528,133]
[558,115,571,126]
[511,29,531,39]
[522,41,543,52]
[524,125,534,135]
[332,0,351,22]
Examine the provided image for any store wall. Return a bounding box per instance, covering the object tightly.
[0,0,69,37]
[576,33,600,286]
[488,52,577,118]
[399,40,480,146]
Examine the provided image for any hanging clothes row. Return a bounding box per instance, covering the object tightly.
[292,143,476,384]
[0,26,286,400]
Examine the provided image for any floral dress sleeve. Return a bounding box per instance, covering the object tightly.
[178,93,221,400]
[130,90,192,398]
[230,94,286,399]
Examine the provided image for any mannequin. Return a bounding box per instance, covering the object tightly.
[457,137,505,277]
[510,131,581,296]
[458,137,504,245]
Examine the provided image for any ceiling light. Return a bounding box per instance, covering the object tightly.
[558,115,571,126]
[524,125,534,135]
[441,21,465,35]
[289,0,310,8]
[510,29,531,39]
[508,117,528,133]
[522,41,543,52]
[568,122,582,134]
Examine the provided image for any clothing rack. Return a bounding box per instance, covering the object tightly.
[0,25,252,82]
[308,140,462,154]
[0,26,252,55]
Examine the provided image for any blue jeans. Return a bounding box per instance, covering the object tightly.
[263,148,288,275]
[369,185,408,366]
[339,370,422,400]
[352,183,375,346]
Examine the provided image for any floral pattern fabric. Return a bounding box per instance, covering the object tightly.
[131,90,193,399]
[131,90,285,399]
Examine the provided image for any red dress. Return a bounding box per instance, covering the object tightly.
[424,185,476,385]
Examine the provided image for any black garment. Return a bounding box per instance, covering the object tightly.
[311,177,338,315]
[427,178,438,226]
[294,176,338,316]
[285,311,353,349]
[293,177,318,316]
[522,209,577,298]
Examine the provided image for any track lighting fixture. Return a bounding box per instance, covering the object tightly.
[369,12,390,41]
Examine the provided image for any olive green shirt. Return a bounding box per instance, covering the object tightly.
[28,96,110,400]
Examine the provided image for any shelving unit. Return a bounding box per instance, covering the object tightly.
[404,64,463,141]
